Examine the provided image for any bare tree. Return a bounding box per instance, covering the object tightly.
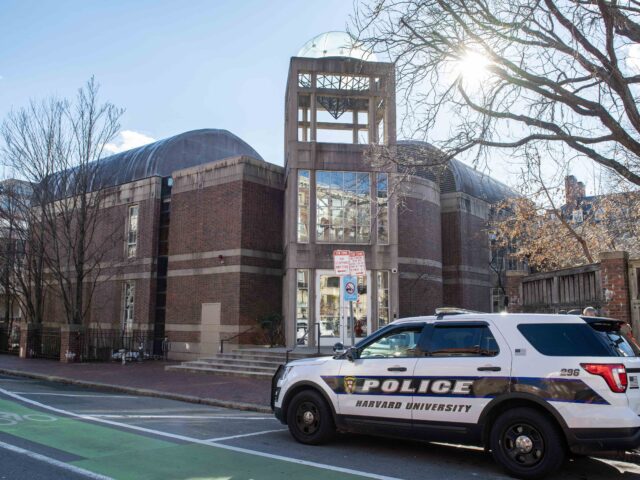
[353,0,640,186]
[1,78,123,326]
[1,98,65,326]
[490,180,640,271]
[0,181,21,330]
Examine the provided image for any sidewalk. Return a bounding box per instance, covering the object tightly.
[0,355,272,413]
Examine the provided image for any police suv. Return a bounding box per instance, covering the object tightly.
[271,312,640,479]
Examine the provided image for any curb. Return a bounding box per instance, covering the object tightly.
[0,368,272,414]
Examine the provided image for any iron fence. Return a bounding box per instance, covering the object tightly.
[0,323,20,355]
[26,327,61,360]
[81,329,168,362]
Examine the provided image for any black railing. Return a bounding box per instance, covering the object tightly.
[27,327,61,360]
[286,323,321,363]
[219,326,259,354]
[81,329,168,362]
[0,324,20,355]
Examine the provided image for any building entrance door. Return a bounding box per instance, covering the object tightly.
[316,270,371,347]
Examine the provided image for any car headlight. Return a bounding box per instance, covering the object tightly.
[280,366,293,383]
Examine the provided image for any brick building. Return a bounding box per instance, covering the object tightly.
[22,32,514,359]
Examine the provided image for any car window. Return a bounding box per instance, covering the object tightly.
[359,326,424,359]
[517,323,628,357]
[428,325,499,357]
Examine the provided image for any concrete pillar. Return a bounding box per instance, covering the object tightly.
[600,251,631,324]
[18,321,35,358]
[60,324,83,363]
[505,271,527,313]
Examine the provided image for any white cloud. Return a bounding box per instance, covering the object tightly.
[104,130,156,154]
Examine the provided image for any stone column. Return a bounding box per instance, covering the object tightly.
[18,321,35,358]
[600,251,631,323]
[505,271,527,313]
[60,324,83,363]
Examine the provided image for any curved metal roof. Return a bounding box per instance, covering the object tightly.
[96,129,264,188]
[398,140,516,203]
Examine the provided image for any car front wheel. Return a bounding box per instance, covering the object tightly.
[286,390,335,445]
[490,407,565,479]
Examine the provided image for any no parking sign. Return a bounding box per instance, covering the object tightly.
[343,275,358,302]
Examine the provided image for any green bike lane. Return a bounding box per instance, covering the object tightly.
[0,395,387,480]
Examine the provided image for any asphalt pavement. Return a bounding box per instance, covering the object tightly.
[0,375,639,480]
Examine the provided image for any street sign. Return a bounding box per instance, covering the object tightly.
[343,275,358,302]
[349,251,366,275]
[333,250,351,275]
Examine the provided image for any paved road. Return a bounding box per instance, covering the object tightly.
[0,375,639,480]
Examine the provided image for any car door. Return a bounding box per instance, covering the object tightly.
[336,324,426,424]
[411,320,512,428]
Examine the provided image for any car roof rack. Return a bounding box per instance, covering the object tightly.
[435,307,486,319]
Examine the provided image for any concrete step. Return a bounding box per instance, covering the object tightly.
[233,347,326,357]
[199,353,314,364]
[168,348,331,379]
[183,361,277,373]
[165,364,272,379]
[196,357,284,368]
[227,349,319,359]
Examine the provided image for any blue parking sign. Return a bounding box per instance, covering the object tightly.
[343,275,358,302]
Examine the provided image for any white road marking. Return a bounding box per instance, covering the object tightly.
[0,387,403,480]
[205,428,287,442]
[11,392,137,399]
[0,439,114,480]
[89,414,274,420]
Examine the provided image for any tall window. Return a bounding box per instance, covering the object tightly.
[297,171,310,242]
[377,173,389,244]
[126,205,139,258]
[316,171,370,243]
[377,271,390,327]
[296,270,309,345]
[123,281,135,332]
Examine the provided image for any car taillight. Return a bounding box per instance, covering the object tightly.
[581,363,628,393]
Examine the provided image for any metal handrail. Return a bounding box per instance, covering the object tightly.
[219,326,259,354]
[286,322,322,363]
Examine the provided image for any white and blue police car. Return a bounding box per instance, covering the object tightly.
[272,311,640,479]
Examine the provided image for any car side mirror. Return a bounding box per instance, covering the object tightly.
[333,342,345,354]
[345,346,359,362]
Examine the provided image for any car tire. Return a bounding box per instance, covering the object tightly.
[490,407,565,479]
[286,390,335,445]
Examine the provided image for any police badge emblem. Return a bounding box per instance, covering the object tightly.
[343,376,357,394]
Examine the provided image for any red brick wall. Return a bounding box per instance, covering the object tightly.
[166,171,284,348]
[441,208,491,312]
[169,181,243,255]
[399,276,442,317]
[397,196,443,317]
[41,180,160,328]
[398,197,442,261]
[600,251,631,323]
[241,181,284,253]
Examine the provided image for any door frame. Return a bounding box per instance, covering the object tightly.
[315,269,372,347]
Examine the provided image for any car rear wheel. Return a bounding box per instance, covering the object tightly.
[287,390,335,445]
[490,407,565,479]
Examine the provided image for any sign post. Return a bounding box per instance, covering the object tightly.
[334,250,366,346]
[343,275,358,346]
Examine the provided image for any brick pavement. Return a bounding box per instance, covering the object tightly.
[0,355,271,412]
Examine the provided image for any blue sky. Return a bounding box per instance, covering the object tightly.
[0,0,605,193]
[0,0,357,164]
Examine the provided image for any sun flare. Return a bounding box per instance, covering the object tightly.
[455,50,491,85]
